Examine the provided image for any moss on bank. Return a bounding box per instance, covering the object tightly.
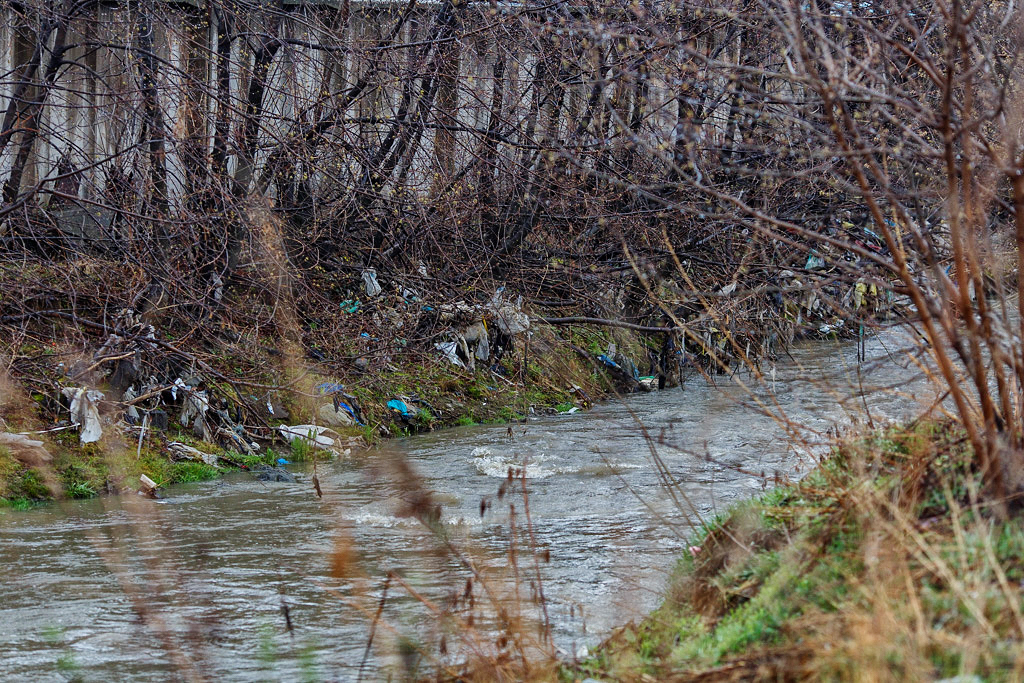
[570,421,1024,682]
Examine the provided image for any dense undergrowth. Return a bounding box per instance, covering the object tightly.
[568,421,1024,682]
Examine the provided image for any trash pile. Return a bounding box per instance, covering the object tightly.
[433,287,530,370]
[33,306,372,473]
[331,266,536,377]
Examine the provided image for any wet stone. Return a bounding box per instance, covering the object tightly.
[251,464,297,483]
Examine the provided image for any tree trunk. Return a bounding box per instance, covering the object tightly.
[1,15,69,205]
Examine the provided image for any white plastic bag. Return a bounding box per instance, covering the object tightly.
[277,424,340,451]
[62,387,104,443]
[362,269,382,297]
[434,341,466,368]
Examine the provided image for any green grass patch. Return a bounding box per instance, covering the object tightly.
[573,421,1017,682]
[169,461,221,483]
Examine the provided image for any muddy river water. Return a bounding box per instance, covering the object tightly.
[0,327,937,680]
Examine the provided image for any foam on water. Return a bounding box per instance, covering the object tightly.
[346,511,479,528]
[470,446,568,478]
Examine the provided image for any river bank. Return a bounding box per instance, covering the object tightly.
[568,420,1024,682]
[1,190,911,510]
[0,315,656,509]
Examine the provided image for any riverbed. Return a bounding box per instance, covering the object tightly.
[0,326,935,681]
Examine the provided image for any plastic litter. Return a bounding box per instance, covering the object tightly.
[488,288,530,335]
[315,383,365,425]
[337,402,360,423]
[315,382,347,395]
[435,341,466,368]
[463,321,491,362]
[178,384,211,439]
[122,385,141,422]
[211,273,224,304]
[463,321,486,343]
[853,281,867,309]
[277,458,290,465]
[362,269,382,297]
[438,300,477,323]
[339,299,360,313]
[62,387,104,443]
[818,319,844,335]
[387,398,415,418]
[171,377,186,401]
[805,253,826,270]
[277,424,340,451]
[617,355,640,380]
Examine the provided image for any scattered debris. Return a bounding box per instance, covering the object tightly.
[177,379,211,440]
[362,269,382,297]
[387,398,415,419]
[463,321,490,362]
[805,253,826,270]
[122,385,141,422]
[435,341,466,368]
[315,382,365,425]
[489,288,530,335]
[61,387,104,443]
[568,385,593,408]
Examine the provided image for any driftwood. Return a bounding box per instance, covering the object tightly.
[139,473,159,498]
[168,441,221,466]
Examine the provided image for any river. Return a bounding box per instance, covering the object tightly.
[0,326,935,681]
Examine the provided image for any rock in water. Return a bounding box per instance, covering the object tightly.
[251,464,297,483]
